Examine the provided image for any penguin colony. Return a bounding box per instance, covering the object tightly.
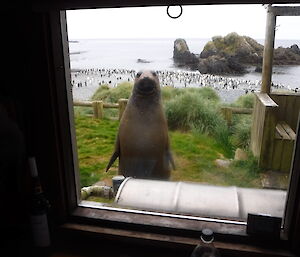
[71,68,298,101]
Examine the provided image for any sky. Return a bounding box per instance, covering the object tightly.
[66,4,300,40]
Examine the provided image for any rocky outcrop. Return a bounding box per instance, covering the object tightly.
[200,33,263,65]
[290,44,300,55]
[173,33,300,75]
[197,33,263,74]
[173,38,199,69]
[198,55,246,75]
[274,46,300,65]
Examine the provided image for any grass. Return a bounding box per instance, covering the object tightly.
[74,84,260,190]
[75,114,261,189]
[75,116,119,186]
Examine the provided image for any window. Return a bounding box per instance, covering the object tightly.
[38,3,300,255]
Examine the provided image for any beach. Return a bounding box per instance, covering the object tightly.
[71,68,295,103]
[69,38,300,102]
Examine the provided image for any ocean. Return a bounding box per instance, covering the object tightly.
[69,38,300,89]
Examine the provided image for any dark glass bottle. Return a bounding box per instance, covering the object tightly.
[190,228,221,257]
[28,157,51,249]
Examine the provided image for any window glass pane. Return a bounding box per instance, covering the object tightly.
[66,4,300,223]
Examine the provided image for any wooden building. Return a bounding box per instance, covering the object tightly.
[250,5,300,173]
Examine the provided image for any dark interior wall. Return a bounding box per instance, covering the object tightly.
[1,7,28,223]
[1,7,31,256]
[1,5,68,251]
[30,11,68,223]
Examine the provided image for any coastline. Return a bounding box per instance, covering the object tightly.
[70,68,297,103]
[68,38,300,102]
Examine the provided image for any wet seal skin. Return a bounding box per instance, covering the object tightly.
[106,70,175,179]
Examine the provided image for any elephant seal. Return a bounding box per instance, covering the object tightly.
[106,70,175,179]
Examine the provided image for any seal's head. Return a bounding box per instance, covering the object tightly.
[134,70,160,96]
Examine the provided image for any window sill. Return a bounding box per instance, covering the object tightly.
[71,205,247,236]
[60,222,295,257]
[69,205,293,254]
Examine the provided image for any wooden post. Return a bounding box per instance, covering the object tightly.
[221,107,232,126]
[98,101,104,119]
[118,99,128,121]
[92,101,103,119]
[259,106,277,169]
[250,93,278,169]
[261,5,277,94]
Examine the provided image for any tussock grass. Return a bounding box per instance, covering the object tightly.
[164,90,233,157]
[231,116,252,149]
[234,93,255,108]
[229,93,255,150]
[165,91,221,132]
[91,82,133,103]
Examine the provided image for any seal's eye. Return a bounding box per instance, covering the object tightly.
[151,71,157,77]
[136,71,142,78]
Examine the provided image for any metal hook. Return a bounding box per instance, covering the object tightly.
[167,5,183,19]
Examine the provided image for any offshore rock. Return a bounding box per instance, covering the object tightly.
[173,33,300,75]
[201,33,300,70]
[200,32,263,66]
[290,44,300,55]
[274,46,300,65]
[198,55,246,75]
[255,65,262,73]
[173,38,199,69]
[137,58,151,63]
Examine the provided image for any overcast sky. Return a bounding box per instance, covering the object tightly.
[66,4,300,40]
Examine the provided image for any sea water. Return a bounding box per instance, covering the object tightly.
[69,38,300,101]
[69,38,300,88]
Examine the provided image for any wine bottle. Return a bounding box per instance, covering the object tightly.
[28,157,51,248]
[190,228,221,257]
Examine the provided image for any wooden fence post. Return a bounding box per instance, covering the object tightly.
[221,107,233,126]
[118,99,128,121]
[92,101,103,119]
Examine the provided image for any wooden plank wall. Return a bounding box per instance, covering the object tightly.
[270,93,300,131]
[269,93,300,172]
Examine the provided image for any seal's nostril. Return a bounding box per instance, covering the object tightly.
[151,71,157,77]
[136,71,142,78]
[137,78,155,94]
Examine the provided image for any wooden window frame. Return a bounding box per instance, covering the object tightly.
[32,2,300,256]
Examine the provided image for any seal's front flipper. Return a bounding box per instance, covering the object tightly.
[105,135,120,172]
[166,138,176,170]
[167,151,176,170]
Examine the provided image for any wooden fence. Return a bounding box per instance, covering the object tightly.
[73,99,128,120]
[74,100,253,125]
[220,107,253,126]
[250,93,300,172]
